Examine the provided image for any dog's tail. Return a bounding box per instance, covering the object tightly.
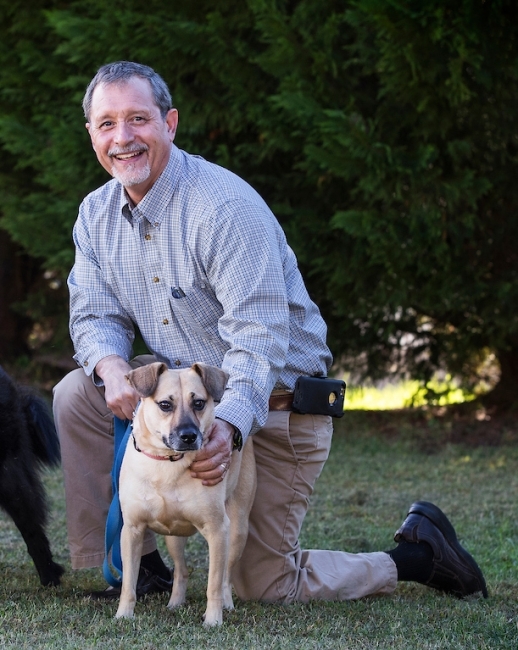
[21,388,61,467]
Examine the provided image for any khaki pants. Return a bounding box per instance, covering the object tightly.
[53,355,158,568]
[53,357,397,601]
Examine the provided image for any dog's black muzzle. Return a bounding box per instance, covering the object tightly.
[164,423,203,452]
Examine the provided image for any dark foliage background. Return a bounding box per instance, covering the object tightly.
[1,0,517,406]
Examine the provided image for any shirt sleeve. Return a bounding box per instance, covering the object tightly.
[203,198,291,438]
[68,202,135,379]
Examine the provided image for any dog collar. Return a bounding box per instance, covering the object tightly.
[132,434,184,462]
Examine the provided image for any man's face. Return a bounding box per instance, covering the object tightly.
[86,76,178,204]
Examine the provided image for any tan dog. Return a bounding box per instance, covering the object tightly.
[115,362,256,626]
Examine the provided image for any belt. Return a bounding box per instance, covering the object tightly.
[268,392,294,411]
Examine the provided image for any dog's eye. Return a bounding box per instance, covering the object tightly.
[192,399,206,411]
[158,401,173,412]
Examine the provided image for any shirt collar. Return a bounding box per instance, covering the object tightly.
[119,146,182,225]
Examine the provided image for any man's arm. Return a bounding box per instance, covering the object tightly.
[69,201,135,378]
[190,198,292,485]
[202,198,291,438]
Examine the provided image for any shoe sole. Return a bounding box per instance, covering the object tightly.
[408,501,488,598]
[86,586,171,601]
[86,589,121,601]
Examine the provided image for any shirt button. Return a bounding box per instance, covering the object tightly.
[153,277,160,283]
[174,359,181,366]
[145,234,151,241]
[163,318,169,325]
[154,222,159,227]
[84,361,89,367]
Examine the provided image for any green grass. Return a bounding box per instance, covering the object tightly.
[0,412,517,649]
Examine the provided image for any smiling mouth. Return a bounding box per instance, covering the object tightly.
[109,146,148,161]
[115,152,141,161]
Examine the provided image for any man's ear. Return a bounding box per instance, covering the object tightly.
[85,123,96,150]
[165,108,179,142]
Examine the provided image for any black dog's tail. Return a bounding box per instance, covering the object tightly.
[20,388,61,467]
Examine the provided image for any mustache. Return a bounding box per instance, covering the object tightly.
[108,144,149,158]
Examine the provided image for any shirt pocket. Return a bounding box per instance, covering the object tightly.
[169,285,223,342]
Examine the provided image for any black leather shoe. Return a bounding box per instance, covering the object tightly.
[87,566,173,601]
[394,501,488,598]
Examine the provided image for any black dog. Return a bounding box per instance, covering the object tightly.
[0,366,64,586]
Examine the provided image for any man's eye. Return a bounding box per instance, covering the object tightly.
[99,121,114,129]
[193,399,206,411]
[158,401,173,412]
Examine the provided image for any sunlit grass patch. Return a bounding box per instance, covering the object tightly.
[343,379,473,410]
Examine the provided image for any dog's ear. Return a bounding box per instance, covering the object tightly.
[125,362,168,398]
[191,363,229,402]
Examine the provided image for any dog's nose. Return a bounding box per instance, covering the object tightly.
[166,423,202,451]
[179,429,198,445]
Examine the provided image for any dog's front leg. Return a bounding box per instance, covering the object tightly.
[165,535,189,609]
[115,522,145,619]
[201,516,230,626]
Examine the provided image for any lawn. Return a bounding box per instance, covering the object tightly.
[0,409,517,649]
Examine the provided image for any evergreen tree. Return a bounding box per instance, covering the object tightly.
[0,0,517,406]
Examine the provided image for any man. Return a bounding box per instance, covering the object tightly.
[53,61,487,602]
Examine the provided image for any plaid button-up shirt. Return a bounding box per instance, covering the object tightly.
[69,146,332,438]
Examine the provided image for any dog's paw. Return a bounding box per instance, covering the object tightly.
[203,615,223,627]
[203,607,223,627]
[167,584,187,609]
[115,608,135,619]
[222,585,234,610]
[40,562,65,587]
[167,596,185,610]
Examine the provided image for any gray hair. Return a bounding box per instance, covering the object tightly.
[82,61,173,121]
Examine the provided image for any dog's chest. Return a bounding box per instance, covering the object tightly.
[121,465,202,536]
[148,491,199,537]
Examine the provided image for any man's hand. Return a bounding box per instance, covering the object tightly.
[190,418,234,486]
[95,355,139,420]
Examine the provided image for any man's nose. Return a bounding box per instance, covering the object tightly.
[113,121,134,145]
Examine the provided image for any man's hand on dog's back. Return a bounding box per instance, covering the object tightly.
[96,355,139,421]
[190,419,234,486]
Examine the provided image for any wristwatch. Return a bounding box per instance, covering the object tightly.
[216,417,243,451]
[232,427,243,452]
